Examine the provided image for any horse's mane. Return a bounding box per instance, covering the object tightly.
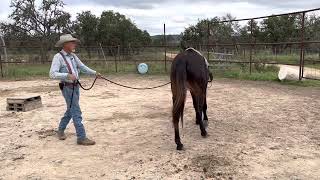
[185,47,209,67]
[185,47,202,56]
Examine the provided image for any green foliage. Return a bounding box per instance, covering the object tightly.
[74,11,99,47]
[5,62,320,87]
[74,10,151,47]
[182,14,240,46]
[182,13,320,53]
[260,15,299,42]
[2,2,151,48]
[5,0,71,41]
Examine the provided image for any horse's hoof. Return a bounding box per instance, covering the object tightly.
[176,144,184,151]
[201,131,208,137]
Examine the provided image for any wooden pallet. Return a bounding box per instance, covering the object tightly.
[6,96,43,112]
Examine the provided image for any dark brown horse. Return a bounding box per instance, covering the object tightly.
[171,48,210,150]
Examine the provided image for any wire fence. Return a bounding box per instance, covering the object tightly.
[1,8,320,80]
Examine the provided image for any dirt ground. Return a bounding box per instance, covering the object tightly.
[0,75,319,180]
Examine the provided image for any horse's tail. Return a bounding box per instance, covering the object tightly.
[171,61,187,128]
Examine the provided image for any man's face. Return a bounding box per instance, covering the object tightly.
[63,41,77,52]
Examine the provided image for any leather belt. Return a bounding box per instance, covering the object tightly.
[62,81,78,87]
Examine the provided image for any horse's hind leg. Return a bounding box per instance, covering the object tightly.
[191,92,200,125]
[173,120,183,150]
[203,95,208,128]
[194,95,207,137]
[172,97,184,150]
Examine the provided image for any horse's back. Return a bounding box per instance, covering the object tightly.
[172,49,209,86]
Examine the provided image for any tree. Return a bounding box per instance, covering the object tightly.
[259,15,299,53]
[238,20,260,43]
[6,0,72,62]
[306,14,320,41]
[181,14,239,51]
[97,10,151,47]
[141,30,152,45]
[260,15,298,43]
[74,11,99,58]
[9,0,71,37]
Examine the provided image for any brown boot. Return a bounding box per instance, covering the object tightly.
[77,138,96,146]
[57,131,67,140]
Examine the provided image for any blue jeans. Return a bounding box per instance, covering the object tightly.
[58,85,86,140]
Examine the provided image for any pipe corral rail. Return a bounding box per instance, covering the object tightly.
[1,8,320,80]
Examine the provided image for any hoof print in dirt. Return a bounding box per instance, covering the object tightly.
[192,155,235,179]
[37,129,56,139]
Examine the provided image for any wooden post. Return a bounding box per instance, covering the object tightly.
[117,45,120,72]
[299,12,306,80]
[207,20,210,61]
[0,35,7,77]
[249,19,254,74]
[114,46,118,73]
[275,46,278,61]
[99,43,107,66]
[0,52,3,78]
[164,23,167,72]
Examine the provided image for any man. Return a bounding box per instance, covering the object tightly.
[49,34,101,146]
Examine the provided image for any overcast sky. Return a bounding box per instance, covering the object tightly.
[0,0,320,35]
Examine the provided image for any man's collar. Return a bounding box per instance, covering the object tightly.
[61,49,72,56]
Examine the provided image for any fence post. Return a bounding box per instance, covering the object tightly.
[207,20,210,61]
[249,19,254,74]
[117,45,121,72]
[0,35,7,77]
[114,46,118,73]
[0,53,3,78]
[299,12,306,80]
[99,43,107,66]
[275,46,278,60]
[164,23,167,72]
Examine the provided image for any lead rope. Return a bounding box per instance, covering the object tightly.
[77,75,214,91]
[77,76,171,91]
[69,81,75,109]
[77,76,98,91]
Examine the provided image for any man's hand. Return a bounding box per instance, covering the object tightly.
[96,72,102,78]
[67,74,77,81]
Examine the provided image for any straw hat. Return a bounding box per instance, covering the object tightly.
[55,34,80,47]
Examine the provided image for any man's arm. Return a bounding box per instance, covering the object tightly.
[74,55,96,75]
[49,54,69,80]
